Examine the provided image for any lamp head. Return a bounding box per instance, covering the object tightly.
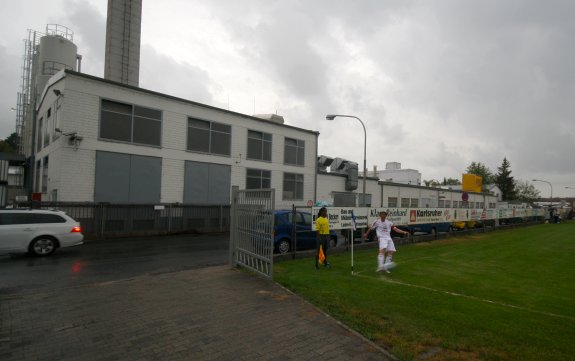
[326,114,336,120]
[53,89,62,96]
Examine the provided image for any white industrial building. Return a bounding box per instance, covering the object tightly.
[27,69,319,209]
[316,169,498,210]
[376,162,422,185]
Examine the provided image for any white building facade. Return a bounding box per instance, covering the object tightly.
[317,172,498,210]
[31,70,319,209]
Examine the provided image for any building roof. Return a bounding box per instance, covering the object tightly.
[58,70,320,136]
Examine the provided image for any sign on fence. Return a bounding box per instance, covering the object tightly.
[312,207,546,230]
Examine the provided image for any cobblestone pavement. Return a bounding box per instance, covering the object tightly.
[0,265,394,361]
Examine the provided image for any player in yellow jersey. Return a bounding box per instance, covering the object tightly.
[315,207,330,269]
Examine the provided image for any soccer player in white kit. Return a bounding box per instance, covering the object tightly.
[364,211,409,273]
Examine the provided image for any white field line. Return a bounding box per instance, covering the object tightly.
[354,274,575,322]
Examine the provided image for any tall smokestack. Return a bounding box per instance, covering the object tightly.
[104,0,142,87]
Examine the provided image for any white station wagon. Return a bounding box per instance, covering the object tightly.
[0,209,84,256]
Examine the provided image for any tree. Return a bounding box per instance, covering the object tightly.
[495,157,516,201]
[466,161,494,184]
[515,180,540,204]
[423,179,441,187]
[0,132,19,153]
[443,177,461,186]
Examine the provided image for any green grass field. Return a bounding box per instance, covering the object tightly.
[273,222,575,361]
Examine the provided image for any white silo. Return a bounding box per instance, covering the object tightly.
[34,25,78,97]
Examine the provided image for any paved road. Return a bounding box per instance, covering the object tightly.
[0,234,394,361]
[0,233,229,294]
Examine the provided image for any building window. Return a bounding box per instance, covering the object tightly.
[444,200,451,208]
[42,156,49,193]
[7,166,25,187]
[283,173,303,200]
[401,198,410,207]
[100,99,162,146]
[410,198,419,207]
[44,108,51,146]
[246,169,271,189]
[438,199,445,208]
[247,130,272,161]
[284,138,304,166]
[388,197,398,208]
[53,103,61,141]
[36,117,43,152]
[35,160,41,193]
[187,118,231,155]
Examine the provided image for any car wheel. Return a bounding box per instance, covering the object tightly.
[277,238,290,254]
[29,236,57,256]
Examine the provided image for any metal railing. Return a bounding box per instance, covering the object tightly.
[14,202,230,240]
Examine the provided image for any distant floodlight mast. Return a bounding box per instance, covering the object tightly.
[532,179,553,207]
[326,114,367,206]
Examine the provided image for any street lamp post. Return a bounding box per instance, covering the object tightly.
[326,114,367,206]
[532,179,553,207]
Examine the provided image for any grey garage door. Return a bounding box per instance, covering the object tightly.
[184,161,231,205]
[95,151,161,204]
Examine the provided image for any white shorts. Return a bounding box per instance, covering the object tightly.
[378,237,396,252]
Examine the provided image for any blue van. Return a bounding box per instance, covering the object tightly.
[273,210,337,254]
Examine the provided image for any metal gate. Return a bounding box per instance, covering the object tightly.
[230,187,275,278]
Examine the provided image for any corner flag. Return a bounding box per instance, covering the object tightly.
[318,245,326,265]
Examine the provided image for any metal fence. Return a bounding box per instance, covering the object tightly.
[231,188,275,278]
[16,202,230,240]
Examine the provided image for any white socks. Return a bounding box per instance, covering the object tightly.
[378,254,385,268]
[385,255,393,264]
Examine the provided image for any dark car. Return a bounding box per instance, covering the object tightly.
[409,222,451,236]
[273,210,337,254]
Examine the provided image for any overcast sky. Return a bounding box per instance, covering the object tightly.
[1,0,573,197]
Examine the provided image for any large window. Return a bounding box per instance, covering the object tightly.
[100,99,162,146]
[247,130,272,161]
[187,118,231,155]
[246,169,271,189]
[44,108,51,146]
[35,160,41,193]
[284,138,305,166]
[387,197,398,208]
[36,117,43,152]
[410,198,419,207]
[42,156,49,193]
[401,198,410,208]
[283,173,303,200]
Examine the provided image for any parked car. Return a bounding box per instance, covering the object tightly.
[409,222,451,235]
[0,209,84,256]
[451,221,477,230]
[273,210,337,254]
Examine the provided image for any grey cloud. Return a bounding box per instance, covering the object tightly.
[0,46,21,138]
[60,0,107,77]
[139,46,214,105]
